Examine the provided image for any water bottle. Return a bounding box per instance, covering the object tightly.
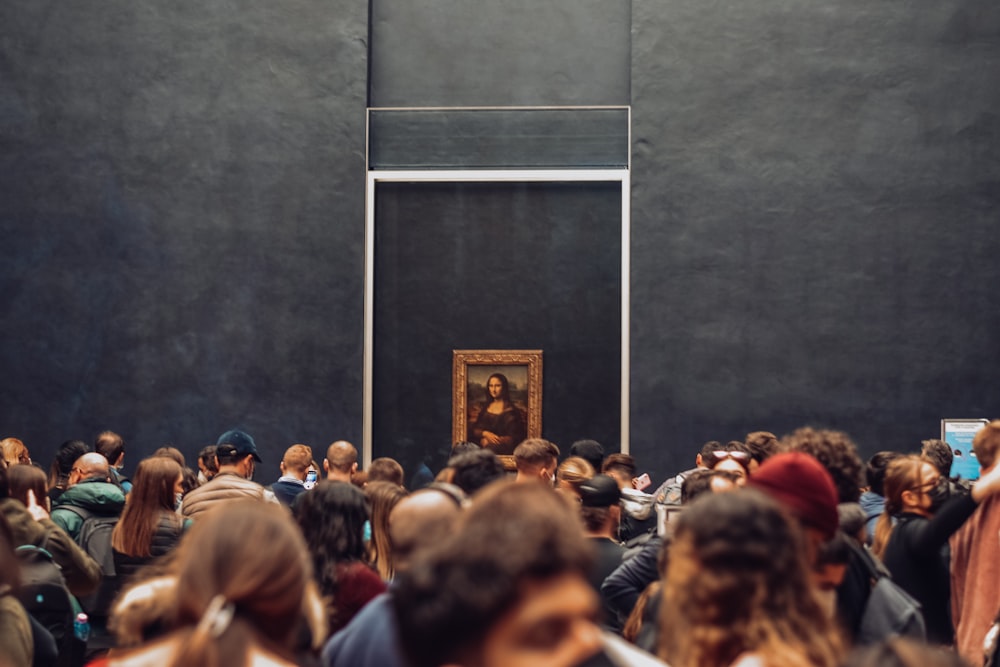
[74,612,90,642]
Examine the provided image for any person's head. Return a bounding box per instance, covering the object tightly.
[556,456,595,499]
[367,457,405,487]
[364,480,408,580]
[214,444,256,480]
[169,500,319,667]
[197,445,219,481]
[279,444,313,482]
[68,452,111,487]
[48,439,90,489]
[694,440,723,468]
[659,489,843,667]
[680,469,739,504]
[578,474,622,537]
[568,440,604,472]
[513,438,560,484]
[746,451,840,566]
[601,453,636,489]
[865,451,902,497]
[324,440,358,480]
[920,440,953,479]
[95,431,126,468]
[782,427,864,503]
[215,430,261,472]
[701,442,752,481]
[973,420,1000,471]
[887,455,943,517]
[152,446,186,467]
[389,486,464,573]
[485,373,512,404]
[871,455,944,558]
[744,431,780,470]
[393,480,602,667]
[7,464,48,511]
[0,437,30,466]
[112,456,184,558]
[295,480,371,582]
[448,448,506,496]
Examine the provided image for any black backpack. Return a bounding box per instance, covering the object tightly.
[849,541,926,644]
[15,537,86,667]
[60,505,121,620]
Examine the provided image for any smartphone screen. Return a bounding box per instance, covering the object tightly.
[305,470,318,489]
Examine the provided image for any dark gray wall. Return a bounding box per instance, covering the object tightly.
[2,0,998,484]
[370,0,630,106]
[629,0,1000,480]
[0,0,368,471]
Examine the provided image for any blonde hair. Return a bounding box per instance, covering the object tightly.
[557,456,595,494]
[0,438,28,466]
[365,481,407,580]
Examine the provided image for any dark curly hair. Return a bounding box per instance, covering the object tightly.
[294,481,371,606]
[660,489,843,667]
[782,427,863,503]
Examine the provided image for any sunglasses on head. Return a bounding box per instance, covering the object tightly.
[711,450,750,462]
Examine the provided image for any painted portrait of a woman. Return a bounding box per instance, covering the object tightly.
[467,372,528,455]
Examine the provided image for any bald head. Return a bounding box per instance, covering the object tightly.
[324,440,358,481]
[69,452,111,486]
[389,488,463,572]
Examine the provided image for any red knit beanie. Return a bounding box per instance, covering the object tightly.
[747,451,839,539]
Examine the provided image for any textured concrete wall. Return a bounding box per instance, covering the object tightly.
[0,1,368,467]
[629,0,1000,478]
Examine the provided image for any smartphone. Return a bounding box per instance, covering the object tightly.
[304,469,318,489]
[632,472,651,491]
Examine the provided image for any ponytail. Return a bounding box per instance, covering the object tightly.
[870,511,894,559]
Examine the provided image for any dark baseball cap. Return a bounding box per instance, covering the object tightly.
[216,429,262,462]
[579,474,621,508]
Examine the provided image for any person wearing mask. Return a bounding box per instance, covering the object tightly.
[180,430,276,519]
[873,453,1000,644]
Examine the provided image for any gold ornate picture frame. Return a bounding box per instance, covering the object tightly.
[453,350,543,468]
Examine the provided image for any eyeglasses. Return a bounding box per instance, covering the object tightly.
[711,451,750,462]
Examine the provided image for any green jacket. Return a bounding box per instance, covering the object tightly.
[51,478,125,539]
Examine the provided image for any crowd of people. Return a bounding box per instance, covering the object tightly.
[1,421,999,667]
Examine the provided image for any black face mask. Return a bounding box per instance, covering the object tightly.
[926,477,951,513]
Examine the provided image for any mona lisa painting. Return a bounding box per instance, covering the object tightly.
[452,350,542,457]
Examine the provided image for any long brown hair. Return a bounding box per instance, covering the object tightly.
[364,481,407,581]
[659,489,843,667]
[7,464,47,510]
[871,455,931,559]
[112,457,182,558]
[168,501,316,667]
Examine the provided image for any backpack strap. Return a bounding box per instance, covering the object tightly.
[57,504,95,523]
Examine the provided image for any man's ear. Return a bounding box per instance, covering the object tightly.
[695,454,703,467]
[279,461,286,475]
[323,459,330,473]
[351,462,359,474]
